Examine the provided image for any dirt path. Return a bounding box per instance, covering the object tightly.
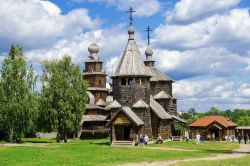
[118,144,250,166]
[0,143,59,147]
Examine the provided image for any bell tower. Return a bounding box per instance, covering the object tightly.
[83,42,107,106]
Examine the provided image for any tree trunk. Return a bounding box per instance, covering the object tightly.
[9,128,13,143]
[73,133,76,139]
[64,133,67,143]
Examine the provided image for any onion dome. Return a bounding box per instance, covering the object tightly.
[128,26,135,39]
[88,42,99,60]
[145,47,153,60]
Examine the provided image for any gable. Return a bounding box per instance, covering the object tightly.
[112,112,132,125]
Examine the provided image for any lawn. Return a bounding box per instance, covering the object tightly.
[0,139,240,166]
[150,140,239,152]
[174,155,250,166]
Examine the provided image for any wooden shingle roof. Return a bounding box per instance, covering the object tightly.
[146,67,173,82]
[154,91,172,99]
[133,99,149,108]
[190,115,237,128]
[150,95,172,120]
[112,27,150,77]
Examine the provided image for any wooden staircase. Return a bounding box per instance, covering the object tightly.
[112,141,134,147]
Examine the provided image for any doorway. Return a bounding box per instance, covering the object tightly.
[115,125,132,141]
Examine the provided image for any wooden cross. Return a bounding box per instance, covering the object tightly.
[145,26,152,46]
[127,7,136,26]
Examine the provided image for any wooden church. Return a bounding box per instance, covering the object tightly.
[81,8,185,145]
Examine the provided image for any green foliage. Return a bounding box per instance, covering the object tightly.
[39,56,88,142]
[0,45,38,141]
[22,138,58,143]
[181,106,250,126]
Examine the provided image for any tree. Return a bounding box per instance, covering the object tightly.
[0,45,38,142]
[206,107,220,115]
[40,56,88,142]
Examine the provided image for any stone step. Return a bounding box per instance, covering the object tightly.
[112,141,134,147]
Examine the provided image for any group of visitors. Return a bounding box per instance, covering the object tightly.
[238,133,249,144]
[139,134,149,147]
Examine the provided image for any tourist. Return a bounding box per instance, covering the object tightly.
[212,133,215,141]
[139,134,144,147]
[185,132,189,142]
[156,134,163,144]
[244,134,247,144]
[238,133,241,144]
[225,135,228,142]
[144,134,149,147]
[247,134,249,143]
[196,133,200,145]
[231,135,235,142]
[207,133,211,141]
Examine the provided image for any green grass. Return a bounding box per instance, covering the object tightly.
[150,140,239,152]
[174,155,250,166]
[0,139,240,166]
[22,138,58,143]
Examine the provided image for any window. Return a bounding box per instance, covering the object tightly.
[128,78,133,85]
[121,78,126,85]
[99,80,101,85]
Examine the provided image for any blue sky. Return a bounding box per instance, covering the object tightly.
[0,0,250,112]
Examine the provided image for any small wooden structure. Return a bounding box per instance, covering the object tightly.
[189,115,237,140]
[236,126,250,136]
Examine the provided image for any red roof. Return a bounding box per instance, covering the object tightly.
[189,115,237,128]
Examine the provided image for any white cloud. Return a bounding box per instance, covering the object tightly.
[167,0,240,23]
[153,47,245,79]
[174,77,250,111]
[0,0,99,51]
[155,8,250,52]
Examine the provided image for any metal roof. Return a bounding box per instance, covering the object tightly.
[113,29,150,77]
[133,99,149,108]
[146,67,173,82]
[83,115,108,122]
[154,91,173,99]
[150,95,172,119]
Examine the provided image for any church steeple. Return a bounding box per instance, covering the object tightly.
[144,26,155,67]
[113,8,149,77]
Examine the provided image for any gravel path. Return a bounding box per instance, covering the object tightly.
[117,144,250,166]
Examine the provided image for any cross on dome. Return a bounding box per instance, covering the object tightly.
[145,26,152,46]
[127,7,136,26]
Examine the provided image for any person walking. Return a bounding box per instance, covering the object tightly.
[139,133,144,147]
[244,134,247,144]
[144,134,149,147]
[238,133,241,144]
[196,133,200,145]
